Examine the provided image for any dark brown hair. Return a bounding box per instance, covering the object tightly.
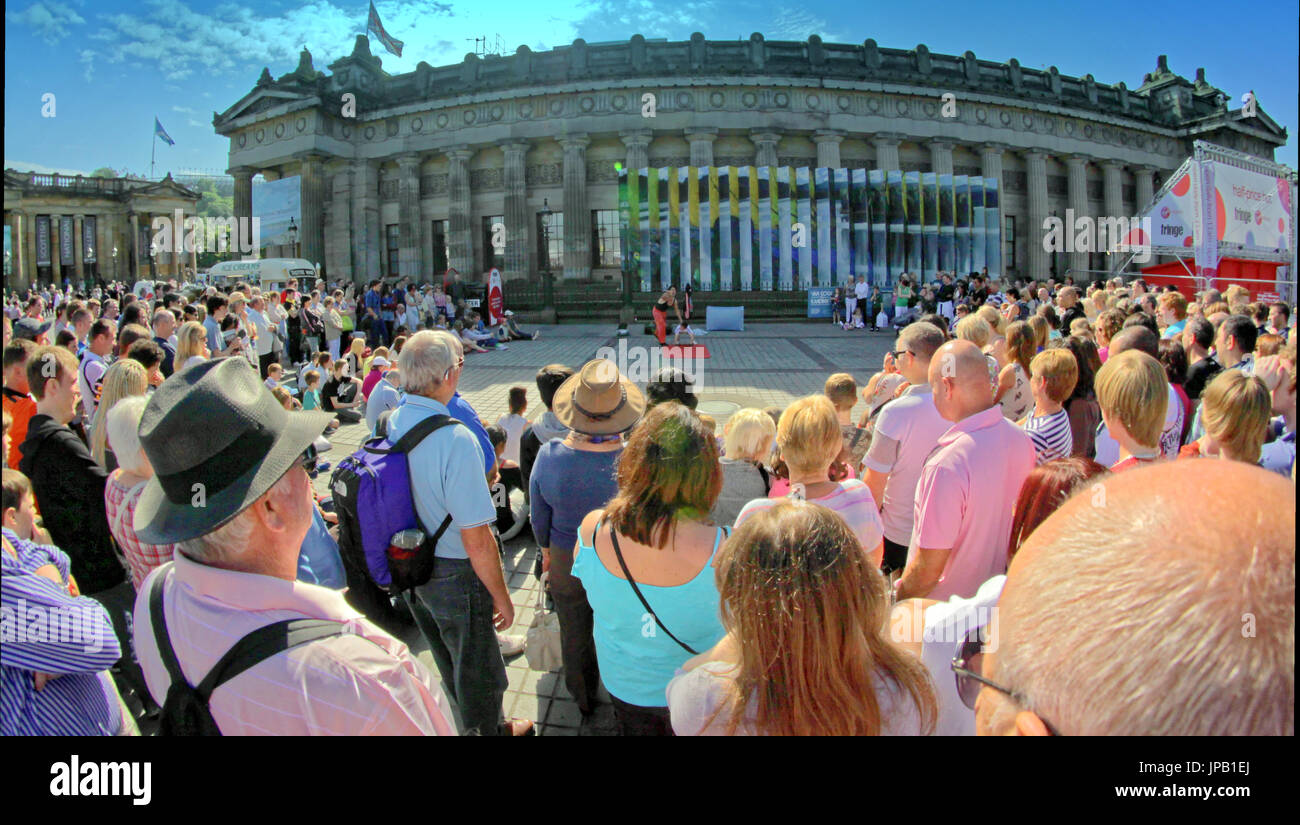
[605,402,722,548]
[1007,457,1109,562]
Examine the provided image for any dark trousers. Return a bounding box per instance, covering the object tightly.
[87,580,156,712]
[882,537,909,575]
[549,570,600,714]
[610,695,673,736]
[406,558,509,736]
[366,318,388,348]
[258,351,275,379]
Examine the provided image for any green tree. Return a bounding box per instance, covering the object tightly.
[91,167,117,178]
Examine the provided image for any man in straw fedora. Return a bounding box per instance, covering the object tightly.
[130,357,457,735]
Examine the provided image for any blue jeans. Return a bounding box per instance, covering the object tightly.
[406,558,508,735]
[366,318,388,347]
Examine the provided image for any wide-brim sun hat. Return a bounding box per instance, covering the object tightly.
[133,357,333,545]
[551,359,646,436]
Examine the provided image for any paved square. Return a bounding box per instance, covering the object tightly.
[309,321,899,735]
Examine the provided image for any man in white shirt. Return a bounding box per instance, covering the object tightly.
[862,322,952,574]
[247,296,276,379]
[79,318,116,429]
[853,276,871,329]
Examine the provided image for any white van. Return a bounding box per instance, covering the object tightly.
[207,258,318,294]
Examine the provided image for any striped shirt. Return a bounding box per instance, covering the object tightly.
[735,480,884,553]
[1,528,124,736]
[104,472,178,590]
[1021,408,1074,465]
[133,553,458,736]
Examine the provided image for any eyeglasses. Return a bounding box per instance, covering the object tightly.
[889,349,912,361]
[950,625,1059,735]
[298,443,319,474]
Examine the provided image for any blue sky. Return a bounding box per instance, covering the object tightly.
[5,0,1297,176]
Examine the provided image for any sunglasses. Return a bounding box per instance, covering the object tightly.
[298,443,319,475]
[950,626,1059,736]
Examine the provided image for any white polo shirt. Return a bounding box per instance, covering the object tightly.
[862,384,953,547]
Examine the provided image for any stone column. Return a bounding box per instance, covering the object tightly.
[50,214,62,279]
[73,215,85,283]
[502,141,531,281]
[446,147,475,277]
[980,143,1006,199]
[328,166,353,284]
[352,159,382,282]
[815,130,845,168]
[1066,154,1090,277]
[129,212,140,282]
[230,167,254,256]
[1134,166,1155,210]
[750,130,781,167]
[299,154,327,270]
[928,140,954,175]
[25,212,39,288]
[1024,149,1049,280]
[396,154,422,281]
[10,212,26,290]
[560,135,591,280]
[1101,160,1124,253]
[686,128,717,168]
[621,130,652,175]
[874,133,903,171]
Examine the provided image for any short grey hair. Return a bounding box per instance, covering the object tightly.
[106,395,149,474]
[179,471,294,565]
[152,308,175,327]
[398,330,457,395]
[997,485,1294,736]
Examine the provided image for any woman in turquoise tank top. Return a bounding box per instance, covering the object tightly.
[572,402,727,736]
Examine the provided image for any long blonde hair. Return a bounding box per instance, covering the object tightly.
[91,359,149,468]
[175,321,206,364]
[712,500,938,735]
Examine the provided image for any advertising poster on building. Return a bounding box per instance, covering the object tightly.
[887,171,905,286]
[639,169,653,292]
[682,167,696,288]
[850,169,869,283]
[796,167,812,289]
[36,215,51,266]
[971,176,987,274]
[955,175,971,274]
[904,172,923,276]
[487,268,505,324]
[694,166,710,291]
[82,216,96,263]
[1210,162,1293,253]
[718,167,733,290]
[739,167,754,290]
[922,172,939,281]
[815,167,831,286]
[985,177,1001,278]
[776,167,792,290]
[939,174,955,273]
[806,286,836,318]
[870,170,887,288]
[251,175,302,247]
[757,167,773,290]
[60,216,74,266]
[3,226,10,279]
[668,167,681,288]
[708,166,721,290]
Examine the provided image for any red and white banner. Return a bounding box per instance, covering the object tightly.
[487,268,505,325]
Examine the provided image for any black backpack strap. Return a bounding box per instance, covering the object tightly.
[755,462,770,493]
[195,619,346,701]
[148,568,188,691]
[605,521,698,656]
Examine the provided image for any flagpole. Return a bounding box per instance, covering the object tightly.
[151,128,157,181]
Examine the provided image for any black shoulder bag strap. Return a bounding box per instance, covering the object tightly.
[605,520,698,655]
[755,462,771,493]
[149,569,347,719]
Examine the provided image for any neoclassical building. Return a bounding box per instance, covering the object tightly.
[4,171,199,290]
[213,33,1286,288]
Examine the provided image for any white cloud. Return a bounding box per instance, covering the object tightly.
[6,1,85,44]
[765,7,837,41]
[79,48,95,83]
[4,159,92,176]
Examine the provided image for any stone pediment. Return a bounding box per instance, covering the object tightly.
[215,88,315,132]
[127,174,199,201]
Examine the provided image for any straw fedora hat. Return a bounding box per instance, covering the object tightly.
[551,359,646,436]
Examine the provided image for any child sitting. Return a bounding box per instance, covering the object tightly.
[264,363,287,393]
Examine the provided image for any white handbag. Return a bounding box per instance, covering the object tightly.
[524,572,564,672]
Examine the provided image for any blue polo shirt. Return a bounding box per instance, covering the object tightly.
[203,315,223,353]
[386,395,497,559]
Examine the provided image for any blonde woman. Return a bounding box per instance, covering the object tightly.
[174,320,209,370]
[710,408,777,528]
[89,358,149,472]
[995,321,1036,422]
[734,395,884,568]
[1027,313,1052,352]
[344,336,366,377]
[955,314,992,350]
[975,304,1007,365]
[1178,370,1271,465]
[668,499,937,735]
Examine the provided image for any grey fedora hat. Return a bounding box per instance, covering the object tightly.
[133,357,332,545]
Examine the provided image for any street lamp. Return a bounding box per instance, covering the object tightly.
[287,217,299,259]
[539,198,554,312]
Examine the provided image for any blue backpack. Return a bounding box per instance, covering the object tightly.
[330,414,461,593]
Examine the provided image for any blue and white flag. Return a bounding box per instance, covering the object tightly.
[367,1,404,57]
[154,117,175,146]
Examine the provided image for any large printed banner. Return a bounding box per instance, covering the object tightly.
[1211,162,1293,253]
[251,175,302,247]
[621,166,1001,291]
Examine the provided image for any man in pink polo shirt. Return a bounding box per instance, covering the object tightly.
[131,357,456,735]
[895,339,1035,602]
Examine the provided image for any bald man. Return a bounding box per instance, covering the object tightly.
[1093,325,1183,464]
[894,340,1035,601]
[972,461,1294,735]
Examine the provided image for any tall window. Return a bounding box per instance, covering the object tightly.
[431,219,449,275]
[591,209,622,268]
[1004,215,1017,271]
[481,215,505,272]
[537,211,564,271]
[385,224,400,277]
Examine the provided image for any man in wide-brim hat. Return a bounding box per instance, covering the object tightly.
[551,359,646,436]
[129,357,456,735]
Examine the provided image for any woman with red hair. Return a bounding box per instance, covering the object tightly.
[1006,456,1110,562]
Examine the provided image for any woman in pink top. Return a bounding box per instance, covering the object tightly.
[102,396,178,589]
[735,396,883,567]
